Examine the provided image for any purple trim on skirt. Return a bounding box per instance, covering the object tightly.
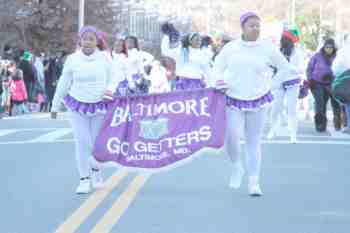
[64,95,112,114]
[115,79,129,96]
[175,77,206,90]
[226,92,274,110]
[282,78,301,89]
[132,73,141,81]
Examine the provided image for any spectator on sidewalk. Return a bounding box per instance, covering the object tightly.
[332,36,350,134]
[18,51,36,103]
[43,55,60,111]
[10,69,28,116]
[306,39,341,133]
[1,64,11,116]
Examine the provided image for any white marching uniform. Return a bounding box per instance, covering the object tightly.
[268,46,306,142]
[161,35,213,84]
[213,38,297,195]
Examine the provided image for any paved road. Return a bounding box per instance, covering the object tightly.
[1,113,350,233]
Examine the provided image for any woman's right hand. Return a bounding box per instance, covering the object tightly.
[307,79,316,89]
[51,112,57,119]
[215,80,228,91]
[128,80,136,90]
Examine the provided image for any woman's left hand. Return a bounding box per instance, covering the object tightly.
[215,80,228,91]
[103,90,114,101]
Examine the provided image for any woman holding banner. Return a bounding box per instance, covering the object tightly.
[51,26,121,194]
[161,23,213,90]
[213,12,297,196]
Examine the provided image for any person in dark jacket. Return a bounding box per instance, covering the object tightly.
[3,45,14,60]
[306,39,341,132]
[43,56,60,111]
[18,51,36,102]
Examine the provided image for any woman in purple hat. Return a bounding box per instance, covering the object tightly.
[213,12,297,196]
[51,26,122,194]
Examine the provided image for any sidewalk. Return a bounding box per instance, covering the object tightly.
[1,111,69,120]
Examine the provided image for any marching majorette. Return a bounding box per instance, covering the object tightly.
[267,29,305,143]
[51,26,122,194]
[111,37,128,66]
[124,36,151,95]
[111,37,129,96]
[148,60,171,94]
[213,12,297,196]
[161,23,213,90]
[160,22,180,90]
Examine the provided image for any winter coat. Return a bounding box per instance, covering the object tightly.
[306,52,335,84]
[10,79,28,102]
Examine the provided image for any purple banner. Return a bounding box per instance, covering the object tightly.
[93,88,226,172]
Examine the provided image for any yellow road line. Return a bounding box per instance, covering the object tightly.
[90,174,150,233]
[54,169,128,233]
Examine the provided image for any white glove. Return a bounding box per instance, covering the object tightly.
[215,80,228,89]
[102,90,114,101]
[128,81,136,90]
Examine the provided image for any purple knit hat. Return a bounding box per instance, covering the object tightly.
[240,12,260,26]
[78,25,108,50]
[78,25,101,40]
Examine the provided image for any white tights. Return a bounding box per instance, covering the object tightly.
[269,86,299,137]
[224,107,267,178]
[69,111,105,178]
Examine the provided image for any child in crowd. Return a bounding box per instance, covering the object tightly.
[10,69,28,115]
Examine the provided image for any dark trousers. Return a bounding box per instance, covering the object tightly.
[24,80,35,102]
[310,83,341,131]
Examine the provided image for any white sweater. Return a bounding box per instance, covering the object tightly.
[213,38,297,100]
[288,46,306,78]
[148,61,170,93]
[111,52,128,81]
[332,44,350,76]
[51,50,120,112]
[271,46,306,88]
[125,48,145,76]
[161,35,212,80]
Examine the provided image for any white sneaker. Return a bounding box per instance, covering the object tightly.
[267,129,275,139]
[290,134,297,144]
[248,176,263,197]
[76,178,91,194]
[91,169,104,189]
[229,162,245,189]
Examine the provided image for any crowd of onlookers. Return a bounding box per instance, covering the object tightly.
[0,47,67,118]
[1,29,350,137]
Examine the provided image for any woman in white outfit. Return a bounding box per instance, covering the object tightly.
[161,31,213,90]
[267,30,305,143]
[111,38,129,96]
[51,26,121,194]
[124,36,150,94]
[213,12,297,196]
[148,60,170,93]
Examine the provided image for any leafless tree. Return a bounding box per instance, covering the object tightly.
[0,0,117,54]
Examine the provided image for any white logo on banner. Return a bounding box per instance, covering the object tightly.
[139,118,168,140]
